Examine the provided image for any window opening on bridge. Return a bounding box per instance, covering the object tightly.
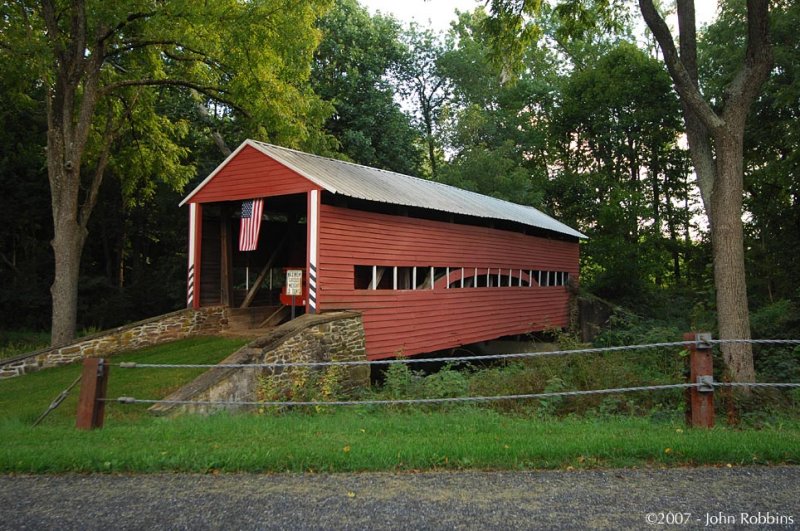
[355,266,570,290]
[532,270,570,287]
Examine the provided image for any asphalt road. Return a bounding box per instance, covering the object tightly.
[1,467,798,530]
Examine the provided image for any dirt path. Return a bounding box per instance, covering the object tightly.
[2,467,798,530]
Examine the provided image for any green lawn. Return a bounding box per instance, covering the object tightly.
[0,335,248,425]
[2,409,799,473]
[1,336,798,473]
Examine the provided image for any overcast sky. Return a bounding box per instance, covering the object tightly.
[360,0,719,34]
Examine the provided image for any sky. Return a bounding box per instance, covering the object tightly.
[361,0,478,32]
[360,0,720,34]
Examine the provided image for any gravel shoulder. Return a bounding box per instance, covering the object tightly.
[1,467,798,530]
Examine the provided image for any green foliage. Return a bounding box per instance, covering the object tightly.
[373,340,686,418]
[397,23,453,178]
[421,364,471,398]
[0,71,51,330]
[256,361,358,414]
[436,9,555,206]
[1,0,336,182]
[748,301,800,384]
[537,376,567,417]
[0,331,51,360]
[380,363,470,404]
[750,300,799,339]
[554,42,692,299]
[592,307,684,348]
[382,363,424,400]
[312,0,423,174]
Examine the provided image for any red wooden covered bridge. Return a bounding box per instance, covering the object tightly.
[181,140,585,360]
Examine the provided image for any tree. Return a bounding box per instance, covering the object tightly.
[0,0,332,345]
[440,9,692,299]
[312,0,423,174]
[555,42,691,298]
[486,0,773,382]
[398,24,452,178]
[437,9,555,205]
[638,0,771,383]
[701,0,800,306]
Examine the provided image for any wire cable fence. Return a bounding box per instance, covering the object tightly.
[106,383,703,408]
[95,337,800,415]
[714,382,800,390]
[113,338,800,370]
[116,339,698,370]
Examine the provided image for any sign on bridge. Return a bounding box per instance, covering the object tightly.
[285,269,303,297]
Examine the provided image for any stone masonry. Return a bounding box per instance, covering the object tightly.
[0,307,229,379]
[149,311,368,415]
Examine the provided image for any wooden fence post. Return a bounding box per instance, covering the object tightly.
[685,332,714,428]
[76,358,109,430]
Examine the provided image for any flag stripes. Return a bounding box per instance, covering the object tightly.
[239,198,264,251]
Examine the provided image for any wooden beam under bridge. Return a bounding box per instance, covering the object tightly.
[240,230,291,309]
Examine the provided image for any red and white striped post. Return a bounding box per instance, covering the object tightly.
[685,332,714,428]
[76,358,110,430]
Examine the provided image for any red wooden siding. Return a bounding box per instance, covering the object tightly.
[190,145,319,203]
[318,205,580,359]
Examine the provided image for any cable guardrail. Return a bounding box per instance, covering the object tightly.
[71,335,800,429]
[117,339,698,370]
[713,382,800,389]
[114,338,800,371]
[106,382,703,408]
[709,339,800,346]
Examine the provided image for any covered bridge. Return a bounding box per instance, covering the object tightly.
[181,140,585,360]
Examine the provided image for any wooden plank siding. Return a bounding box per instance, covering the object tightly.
[190,145,319,204]
[317,205,579,359]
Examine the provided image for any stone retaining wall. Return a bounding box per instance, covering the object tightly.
[149,311,368,415]
[0,307,229,379]
[577,296,615,342]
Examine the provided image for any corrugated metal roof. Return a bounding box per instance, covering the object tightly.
[184,140,585,239]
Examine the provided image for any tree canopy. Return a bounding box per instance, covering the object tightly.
[311,0,423,174]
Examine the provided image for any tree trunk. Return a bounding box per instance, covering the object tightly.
[423,106,437,177]
[46,107,92,346]
[48,144,88,346]
[50,218,86,346]
[711,130,755,382]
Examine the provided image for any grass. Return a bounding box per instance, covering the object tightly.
[2,410,799,473]
[0,335,248,425]
[1,335,798,473]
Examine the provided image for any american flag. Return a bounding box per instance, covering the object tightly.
[239,198,263,251]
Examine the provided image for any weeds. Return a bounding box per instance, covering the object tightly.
[0,330,50,360]
[255,359,359,415]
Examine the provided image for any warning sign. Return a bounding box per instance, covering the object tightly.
[285,269,303,296]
